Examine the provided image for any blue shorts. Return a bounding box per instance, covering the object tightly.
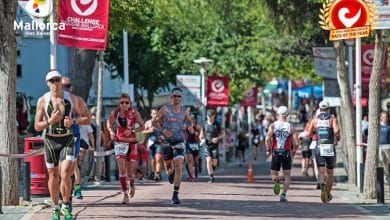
[71,124,81,159]
[149,144,163,159]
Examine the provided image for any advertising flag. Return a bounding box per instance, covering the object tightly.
[207,76,229,107]
[58,0,110,50]
[241,87,257,107]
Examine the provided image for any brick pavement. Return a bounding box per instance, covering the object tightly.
[1,145,389,219]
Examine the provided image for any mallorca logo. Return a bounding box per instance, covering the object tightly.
[23,0,53,18]
[319,0,378,40]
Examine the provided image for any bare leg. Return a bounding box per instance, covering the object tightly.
[48,167,60,206]
[282,170,291,193]
[60,160,73,203]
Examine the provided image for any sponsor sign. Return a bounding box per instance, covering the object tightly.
[207,76,229,107]
[241,87,257,107]
[361,44,388,90]
[176,75,201,106]
[373,0,390,29]
[58,0,110,50]
[319,0,376,40]
[313,47,337,79]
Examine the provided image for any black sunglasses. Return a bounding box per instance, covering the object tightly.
[63,84,72,88]
[120,101,130,105]
[172,95,182,98]
[48,78,61,83]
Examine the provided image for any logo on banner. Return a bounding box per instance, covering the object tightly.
[211,80,225,93]
[245,89,254,98]
[71,0,98,16]
[362,48,374,65]
[319,0,377,40]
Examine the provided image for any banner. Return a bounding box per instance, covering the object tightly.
[176,75,201,106]
[207,76,229,107]
[57,0,110,50]
[361,44,387,89]
[241,87,257,107]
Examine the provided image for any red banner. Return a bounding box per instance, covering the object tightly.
[361,44,387,89]
[241,87,257,107]
[207,76,229,107]
[57,0,110,50]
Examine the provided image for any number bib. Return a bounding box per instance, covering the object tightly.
[309,141,317,150]
[319,144,334,157]
[189,143,199,151]
[114,142,129,156]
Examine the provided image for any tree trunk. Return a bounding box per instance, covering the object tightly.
[334,41,356,185]
[70,49,97,100]
[0,0,19,205]
[363,30,386,199]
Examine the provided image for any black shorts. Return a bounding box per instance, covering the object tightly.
[271,149,292,171]
[301,150,312,159]
[44,134,75,168]
[186,142,200,157]
[205,144,218,159]
[315,146,336,169]
[161,141,185,161]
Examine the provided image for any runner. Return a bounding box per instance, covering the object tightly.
[34,70,90,220]
[199,109,224,183]
[251,114,265,160]
[142,109,163,181]
[185,113,201,181]
[304,101,340,203]
[265,106,298,202]
[62,77,90,201]
[106,93,145,204]
[152,87,194,204]
[298,131,312,177]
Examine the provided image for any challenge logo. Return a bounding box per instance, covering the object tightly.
[362,48,374,65]
[211,80,225,93]
[71,0,98,16]
[319,0,377,40]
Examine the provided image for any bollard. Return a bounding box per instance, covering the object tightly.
[104,155,110,182]
[0,165,3,214]
[376,167,385,203]
[360,163,364,193]
[22,162,31,202]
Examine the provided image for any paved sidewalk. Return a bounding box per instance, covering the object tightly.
[1,146,389,219]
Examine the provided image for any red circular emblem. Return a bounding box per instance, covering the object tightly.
[330,0,368,29]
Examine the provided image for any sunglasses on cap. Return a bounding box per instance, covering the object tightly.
[48,78,61,83]
[120,101,130,105]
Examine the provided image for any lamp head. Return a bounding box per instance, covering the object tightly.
[193,57,213,65]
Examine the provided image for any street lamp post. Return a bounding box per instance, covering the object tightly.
[194,57,213,121]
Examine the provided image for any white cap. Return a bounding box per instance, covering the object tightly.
[46,70,62,81]
[277,106,289,116]
[319,100,329,109]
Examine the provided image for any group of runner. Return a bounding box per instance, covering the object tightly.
[34,69,342,220]
[264,101,340,203]
[35,70,226,219]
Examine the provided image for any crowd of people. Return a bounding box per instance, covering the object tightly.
[31,69,359,220]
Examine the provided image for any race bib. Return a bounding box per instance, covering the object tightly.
[114,142,129,156]
[309,141,317,150]
[319,144,334,157]
[189,143,199,151]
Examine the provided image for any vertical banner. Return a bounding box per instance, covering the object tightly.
[176,75,201,106]
[361,44,388,97]
[58,0,110,50]
[207,76,229,107]
[240,87,257,107]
